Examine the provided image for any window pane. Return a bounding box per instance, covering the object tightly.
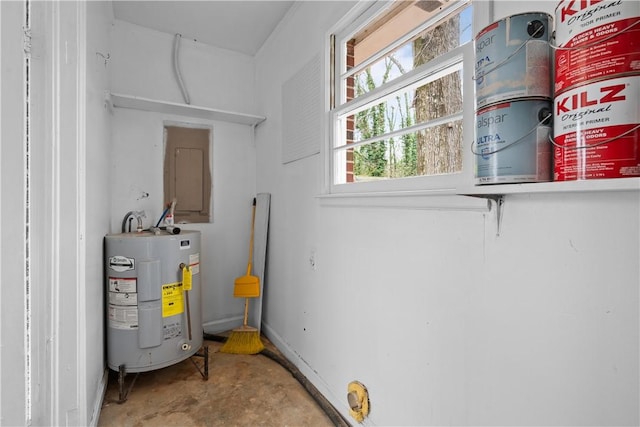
[345,2,472,101]
[331,0,472,188]
[335,119,463,184]
[415,120,463,176]
[339,67,463,147]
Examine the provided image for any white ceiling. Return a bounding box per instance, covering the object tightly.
[112,1,295,56]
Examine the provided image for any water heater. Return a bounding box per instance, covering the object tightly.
[105,230,202,373]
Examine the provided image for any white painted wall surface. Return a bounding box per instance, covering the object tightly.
[109,22,259,330]
[255,1,639,425]
[110,20,256,113]
[85,1,114,424]
[0,2,28,425]
[2,1,111,425]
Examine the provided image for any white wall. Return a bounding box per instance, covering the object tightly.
[255,2,639,426]
[109,20,259,331]
[110,20,256,113]
[85,1,114,424]
[1,1,113,425]
[0,2,28,424]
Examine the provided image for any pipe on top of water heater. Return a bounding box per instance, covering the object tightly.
[121,211,146,233]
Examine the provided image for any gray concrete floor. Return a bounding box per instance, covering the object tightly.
[98,338,335,426]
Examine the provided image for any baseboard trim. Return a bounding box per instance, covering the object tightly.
[89,368,109,426]
[202,316,243,334]
[260,322,352,423]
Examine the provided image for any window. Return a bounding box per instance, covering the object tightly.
[329,0,474,193]
[164,125,212,223]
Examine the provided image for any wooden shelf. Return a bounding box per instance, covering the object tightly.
[109,93,266,127]
[457,178,640,197]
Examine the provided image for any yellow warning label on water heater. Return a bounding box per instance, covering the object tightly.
[182,266,192,291]
[162,282,184,317]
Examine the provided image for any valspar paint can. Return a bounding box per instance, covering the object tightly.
[475,99,552,184]
[553,75,640,181]
[475,12,553,108]
[554,0,640,94]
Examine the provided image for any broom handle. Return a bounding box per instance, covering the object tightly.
[243,298,249,327]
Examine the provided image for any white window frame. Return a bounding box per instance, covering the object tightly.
[325,0,477,197]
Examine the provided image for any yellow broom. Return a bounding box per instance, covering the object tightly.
[220,198,264,354]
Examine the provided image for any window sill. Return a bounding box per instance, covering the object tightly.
[316,189,490,211]
[457,177,640,196]
[317,178,639,210]
[108,93,266,127]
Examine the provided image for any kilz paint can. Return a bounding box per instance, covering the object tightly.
[554,0,640,94]
[553,75,640,181]
[475,12,553,108]
[475,99,553,184]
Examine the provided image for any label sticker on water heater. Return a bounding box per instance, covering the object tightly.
[108,291,137,306]
[108,277,139,329]
[108,277,136,293]
[189,253,200,275]
[162,282,184,317]
[108,305,138,330]
[108,255,135,272]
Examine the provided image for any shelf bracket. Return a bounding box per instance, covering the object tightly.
[487,195,505,237]
[464,194,504,236]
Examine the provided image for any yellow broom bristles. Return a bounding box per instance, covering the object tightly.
[220,329,264,355]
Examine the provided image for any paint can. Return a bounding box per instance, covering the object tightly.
[554,0,640,94]
[553,75,640,181]
[474,99,552,184]
[475,12,553,108]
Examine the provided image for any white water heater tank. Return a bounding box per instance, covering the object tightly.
[105,230,202,372]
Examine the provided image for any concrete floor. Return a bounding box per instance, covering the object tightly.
[98,338,336,426]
